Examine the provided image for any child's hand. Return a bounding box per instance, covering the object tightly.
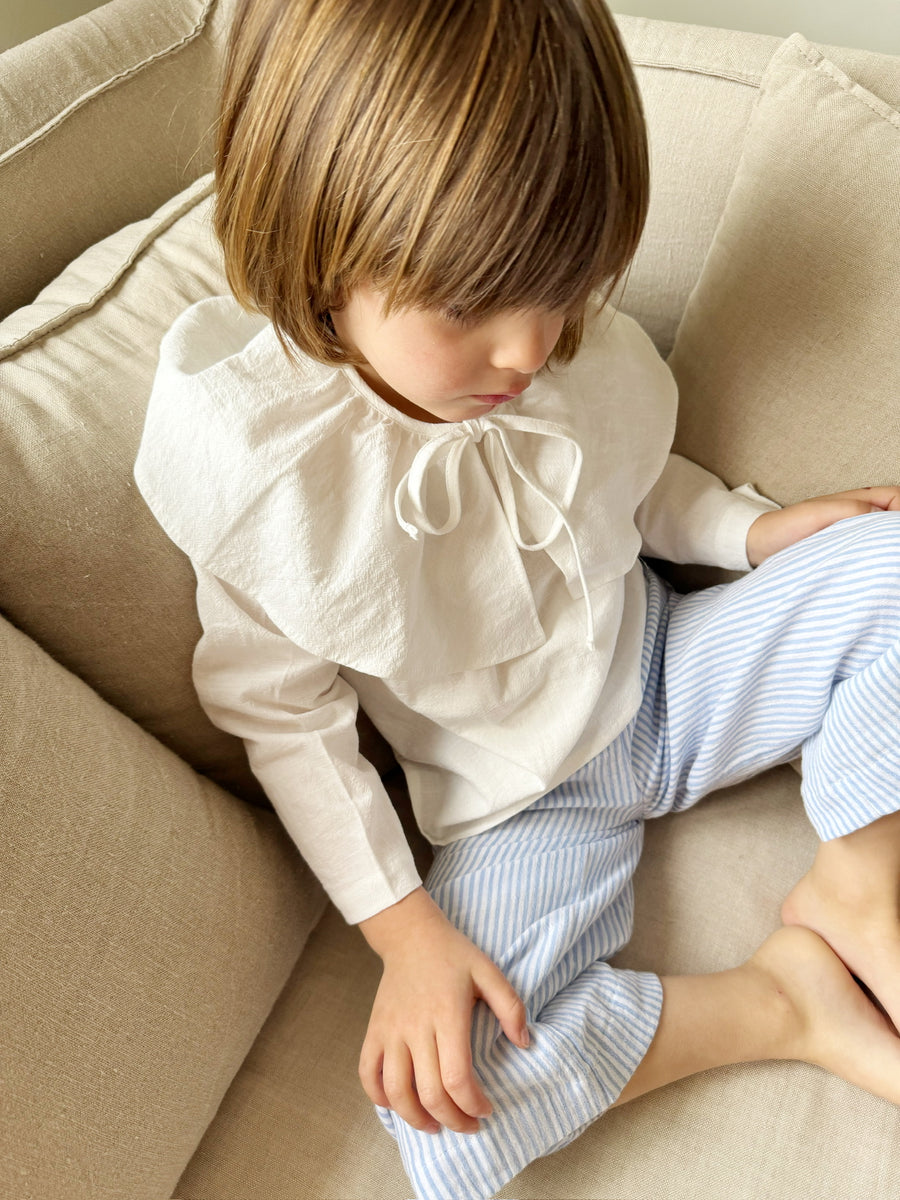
[747,487,900,567]
[358,887,529,1135]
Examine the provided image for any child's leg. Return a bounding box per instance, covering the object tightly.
[639,513,900,839]
[783,810,900,1029]
[379,560,675,1199]
[383,796,900,1200]
[640,510,900,1023]
[380,776,665,1200]
[617,925,900,1109]
[383,516,900,1199]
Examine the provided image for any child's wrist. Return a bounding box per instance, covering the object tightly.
[358,885,444,957]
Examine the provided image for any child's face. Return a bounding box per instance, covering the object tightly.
[331,283,566,424]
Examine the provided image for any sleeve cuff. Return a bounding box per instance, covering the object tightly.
[336,860,424,926]
[713,483,782,571]
[636,454,781,570]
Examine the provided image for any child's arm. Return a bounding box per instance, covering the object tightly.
[746,486,900,566]
[190,569,528,1131]
[191,568,422,922]
[358,887,530,1135]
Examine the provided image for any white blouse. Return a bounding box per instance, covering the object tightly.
[135,295,776,923]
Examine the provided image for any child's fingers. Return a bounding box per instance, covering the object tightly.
[358,1039,390,1109]
[834,486,900,511]
[379,1041,443,1135]
[434,1013,493,1125]
[811,498,880,527]
[360,1032,473,1134]
[411,1033,483,1134]
[473,959,531,1050]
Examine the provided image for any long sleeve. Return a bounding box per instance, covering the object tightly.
[635,453,780,570]
[192,567,422,924]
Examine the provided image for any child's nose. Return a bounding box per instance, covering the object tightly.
[490,312,561,374]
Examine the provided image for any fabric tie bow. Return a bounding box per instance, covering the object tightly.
[394,414,595,645]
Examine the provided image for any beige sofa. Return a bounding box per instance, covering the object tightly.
[2,2,899,1197]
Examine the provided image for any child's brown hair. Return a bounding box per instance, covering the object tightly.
[215,0,649,366]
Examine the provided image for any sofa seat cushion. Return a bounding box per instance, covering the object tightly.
[176,766,900,1200]
[669,33,900,507]
[0,612,323,1199]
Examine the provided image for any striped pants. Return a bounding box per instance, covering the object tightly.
[379,513,900,1200]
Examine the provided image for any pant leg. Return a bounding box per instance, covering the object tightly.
[635,512,900,838]
[378,578,674,1200]
[382,802,660,1200]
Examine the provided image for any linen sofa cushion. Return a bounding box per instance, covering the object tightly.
[618,19,900,357]
[0,176,272,802]
[667,34,900,505]
[0,171,397,800]
[0,0,234,320]
[0,611,322,1200]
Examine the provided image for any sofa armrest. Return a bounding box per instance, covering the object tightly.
[0,0,235,320]
[0,611,325,1199]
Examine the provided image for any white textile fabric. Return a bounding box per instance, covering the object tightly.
[134,295,776,923]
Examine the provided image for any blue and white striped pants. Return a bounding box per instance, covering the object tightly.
[380,512,900,1200]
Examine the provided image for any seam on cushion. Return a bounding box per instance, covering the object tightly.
[630,58,763,89]
[0,174,216,362]
[0,0,216,170]
[788,38,900,130]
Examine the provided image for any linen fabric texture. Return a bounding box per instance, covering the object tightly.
[668,33,900,505]
[0,609,317,1200]
[0,0,224,320]
[0,179,278,806]
[134,297,777,925]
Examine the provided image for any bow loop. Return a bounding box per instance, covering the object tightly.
[394,433,470,539]
[482,422,583,553]
[393,414,595,645]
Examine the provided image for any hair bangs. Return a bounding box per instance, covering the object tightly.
[216,0,649,366]
[347,0,647,359]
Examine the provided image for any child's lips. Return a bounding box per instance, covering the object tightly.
[472,384,529,405]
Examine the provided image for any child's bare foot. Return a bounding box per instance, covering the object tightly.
[752,925,900,1105]
[781,812,900,1031]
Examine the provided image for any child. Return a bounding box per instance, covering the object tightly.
[135,0,900,1196]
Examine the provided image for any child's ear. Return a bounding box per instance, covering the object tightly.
[324,278,345,318]
[322,311,341,349]
[324,294,343,343]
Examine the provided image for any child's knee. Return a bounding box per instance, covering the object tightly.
[799,514,900,649]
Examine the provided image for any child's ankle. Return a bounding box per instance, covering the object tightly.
[809,820,900,909]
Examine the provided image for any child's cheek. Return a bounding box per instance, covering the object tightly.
[410,346,470,396]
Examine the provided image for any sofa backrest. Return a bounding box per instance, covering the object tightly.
[0,0,236,321]
[1,6,898,801]
[3,4,899,344]
[617,16,900,356]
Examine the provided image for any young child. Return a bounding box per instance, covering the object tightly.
[135,1,900,1196]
